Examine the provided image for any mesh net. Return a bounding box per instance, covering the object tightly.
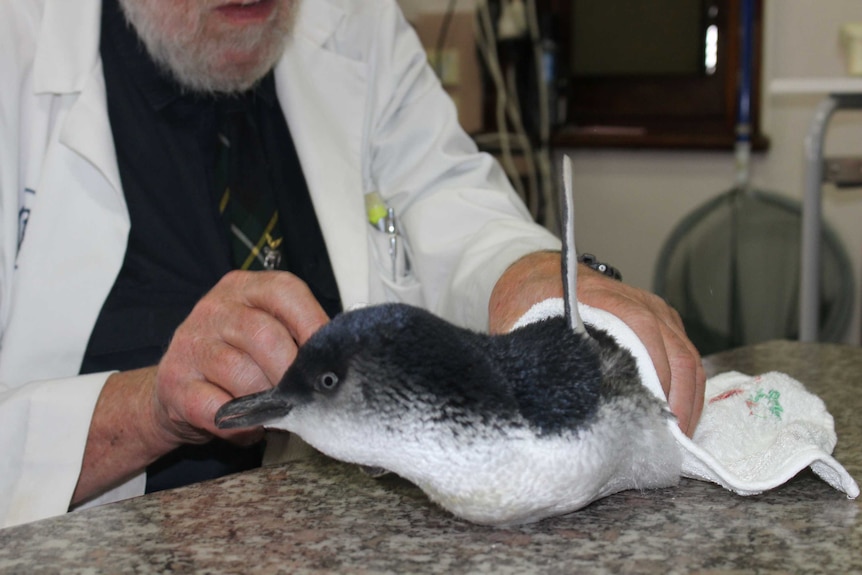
[654,188,854,355]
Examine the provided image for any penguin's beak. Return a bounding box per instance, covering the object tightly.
[215,389,292,429]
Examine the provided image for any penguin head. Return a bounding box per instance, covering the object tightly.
[215,303,498,468]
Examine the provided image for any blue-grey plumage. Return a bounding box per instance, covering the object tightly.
[215,303,681,525]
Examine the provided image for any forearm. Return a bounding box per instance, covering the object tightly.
[71,367,179,506]
[488,251,564,333]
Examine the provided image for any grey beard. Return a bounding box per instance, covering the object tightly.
[117,0,298,95]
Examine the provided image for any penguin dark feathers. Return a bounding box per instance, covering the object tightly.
[216,156,682,525]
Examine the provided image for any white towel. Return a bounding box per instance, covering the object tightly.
[514,298,860,499]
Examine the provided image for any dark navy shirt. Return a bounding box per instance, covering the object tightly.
[82,0,342,492]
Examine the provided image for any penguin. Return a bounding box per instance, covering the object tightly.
[215,156,681,526]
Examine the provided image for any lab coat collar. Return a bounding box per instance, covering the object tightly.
[293,0,345,48]
[33,0,102,94]
[273,4,369,308]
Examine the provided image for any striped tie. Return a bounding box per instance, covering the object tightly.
[214,102,283,271]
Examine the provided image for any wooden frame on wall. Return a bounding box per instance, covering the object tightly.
[543,0,769,150]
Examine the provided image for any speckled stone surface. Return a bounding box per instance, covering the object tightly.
[1,340,860,574]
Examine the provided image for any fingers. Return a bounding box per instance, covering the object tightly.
[152,270,330,444]
[189,295,294,388]
[232,270,330,346]
[650,298,706,435]
[658,314,706,435]
[185,270,328,387]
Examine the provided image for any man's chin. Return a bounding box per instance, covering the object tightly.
[118,0,297,96]
[164,41,282,95]
[175,69,268,95]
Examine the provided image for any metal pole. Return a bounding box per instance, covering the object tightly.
[799,96,837,342]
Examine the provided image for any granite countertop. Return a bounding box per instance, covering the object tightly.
[1,340,860,574]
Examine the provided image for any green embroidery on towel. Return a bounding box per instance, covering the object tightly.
[746,389,783,420]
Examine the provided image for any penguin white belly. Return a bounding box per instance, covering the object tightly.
[284,396,681,526]
[407,407,681,526]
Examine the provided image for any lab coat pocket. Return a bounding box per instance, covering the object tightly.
[367,224,424,307]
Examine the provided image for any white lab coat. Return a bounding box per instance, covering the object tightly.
[0,0,560,528]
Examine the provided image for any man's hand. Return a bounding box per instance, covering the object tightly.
[488,251,705,436]
[73,271,329,505]
[152,271,328,446]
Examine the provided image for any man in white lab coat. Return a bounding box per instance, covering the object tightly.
[0,0,705,528]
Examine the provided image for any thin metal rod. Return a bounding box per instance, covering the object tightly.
[799,96,838,342]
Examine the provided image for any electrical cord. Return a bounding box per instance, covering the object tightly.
[475,0,544,214]
[525,0,555,230]
[471,0,557,227]
[503,65,540,216]
[474,1,525,200]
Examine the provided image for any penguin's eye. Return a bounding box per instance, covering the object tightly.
[315,372,340,393]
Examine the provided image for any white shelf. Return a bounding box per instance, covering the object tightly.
[770,77,862,95]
